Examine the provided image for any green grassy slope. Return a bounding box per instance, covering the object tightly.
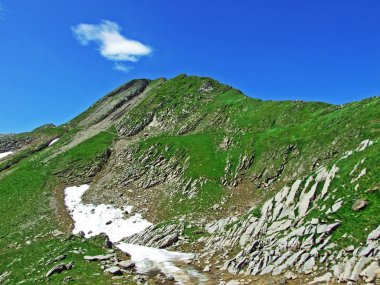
[0,74,379,284]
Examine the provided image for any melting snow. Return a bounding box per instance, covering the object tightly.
[64,184,207,284]
[64,185,152,242]
[0,151,13,159]
[48,138,60,146]
[117,243,207,284]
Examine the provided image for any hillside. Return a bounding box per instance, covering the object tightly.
[0,75,379,285]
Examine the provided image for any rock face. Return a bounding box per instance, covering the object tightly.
[122,224,182,248]
[198,164,343,276]
[0,134,34,152]
[126,139,380,284]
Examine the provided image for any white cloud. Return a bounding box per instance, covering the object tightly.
[113,63,133,73]
[72,20,152,62]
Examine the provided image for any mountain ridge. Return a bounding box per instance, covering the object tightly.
[0,74,379,284]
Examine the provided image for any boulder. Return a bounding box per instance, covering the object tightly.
[46,262,73,277]
[352,199,368,211]
[104,266,122,275]
[118,260,135,269]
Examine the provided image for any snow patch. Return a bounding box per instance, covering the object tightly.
[48,138,60,146]
[0,151,13,159]
[64,185,207,284]
[64,185,152,242]
[117,243,206,284]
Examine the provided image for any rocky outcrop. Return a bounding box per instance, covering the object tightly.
[189,140,379,283]
[0,134,34,152]
[123,224,182,249]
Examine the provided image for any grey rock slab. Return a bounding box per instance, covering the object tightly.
[84,254,113,261]
[308,272,332,284]
[46,262,73,277]
[266,219,292,235]
[368,225,380,242]
[272,264,287,276]
[226,280,240,285]
[331,200,343,213]
[104,266,122,275]
[259,264,274,275]
[333,263,344,278]
[284,271,297,280]
[360,261,380,282]
[158,233,178,248]
[316,222,340,234]
[118,260,135,269]
[349,257,370,281]
[285,251,304,267]
[340,257,356,282]
[298,182,318,217]
[359,243,376,257]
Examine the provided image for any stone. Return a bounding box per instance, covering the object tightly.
[359,243,376,257]
[301,257,315,274]
[333,263,344,278]
[158,233,178,248]
[316,222,340,234]
[308,272,332,284]
[46,262,73,277]
[118,260,135,269]
[360,261,380,282]
[352,199,368,211]
[340,257,356,281]
[349,257,369,281]
[331,200,343,213]
[226,280,240,285]
[259,264,274,275]
[345,245,355,252]
[368,225,380,241]
[298,182,318,217]
[84,254,113,261]
[51,230,64,237]
[104,266,122,275]
[203,265,211,272]
[284,271,297,280]
[285,251,304,267]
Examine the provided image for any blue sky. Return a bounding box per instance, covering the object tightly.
[0,1,379,133]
